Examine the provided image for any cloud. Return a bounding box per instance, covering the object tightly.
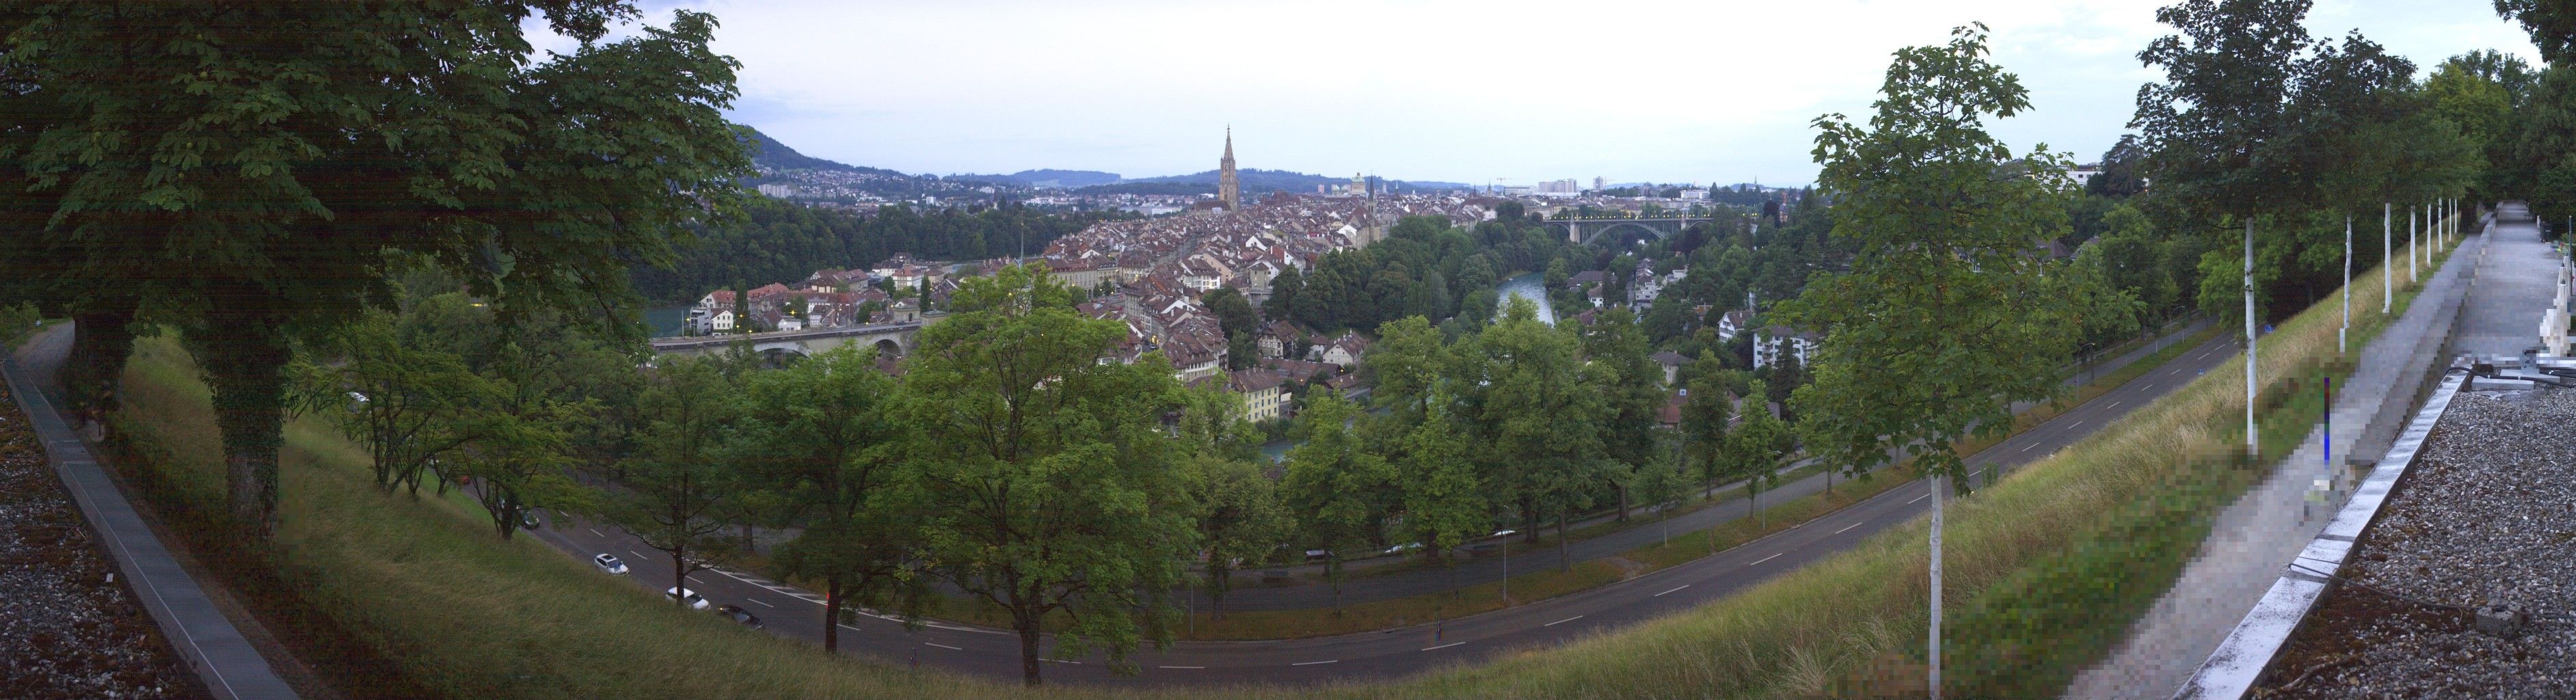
[533,0,2536,186]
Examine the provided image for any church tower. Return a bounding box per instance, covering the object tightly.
[1218,127,1240,211]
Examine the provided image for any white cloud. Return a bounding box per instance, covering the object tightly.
[537,0,2536,186]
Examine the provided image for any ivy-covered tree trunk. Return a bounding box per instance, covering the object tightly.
[64,299,137,427]
[197,320,291,536]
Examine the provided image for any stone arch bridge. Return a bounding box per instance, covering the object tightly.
[647,321,924,363]
[1547,215,1713,245]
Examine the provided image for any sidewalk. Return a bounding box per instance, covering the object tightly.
[2066,209,2540,698]
[1205,314,2215,611]
[3,334,299,699]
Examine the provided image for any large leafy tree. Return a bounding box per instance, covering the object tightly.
[899,263,1197,686]
[1278,391,1396,614]
[1458,296,1609,569]
[734,344,921,652]
[1778,25,2092,697]
[609,355,742,608]
[1,2,753,536]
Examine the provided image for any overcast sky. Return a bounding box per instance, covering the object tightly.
[538,1,2538,187]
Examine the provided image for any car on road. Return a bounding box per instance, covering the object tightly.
[593,554,628,576]
[520,509,542,529]
[666,587,710,610]
[715,604,763,628]
[1383,542,1423,555]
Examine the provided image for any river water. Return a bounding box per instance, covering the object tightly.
[1497,271,1557,325]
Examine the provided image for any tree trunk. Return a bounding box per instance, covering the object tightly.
[1555,513,1570,571]
[198,321,289,537]
[1016,613,1044,686]
[64,301,138,427]
[1615,484,1629,522]
[823,576,842,652]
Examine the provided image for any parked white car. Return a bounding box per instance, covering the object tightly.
[593,554,628,576]
[666,587,710,610]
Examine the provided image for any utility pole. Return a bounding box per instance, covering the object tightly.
[2383,203,2392,314]
[2410,204,2419,284]
[2342,216,2350,355]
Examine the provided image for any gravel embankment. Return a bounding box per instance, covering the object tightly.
[0,379,204,699]
[2261,388,2576,699]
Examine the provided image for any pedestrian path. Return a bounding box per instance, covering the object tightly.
[2065,206,2540,699]
[1,343,300,700]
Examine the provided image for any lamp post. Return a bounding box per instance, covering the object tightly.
[2342,216,2350,355]
[2383,202,2392,314]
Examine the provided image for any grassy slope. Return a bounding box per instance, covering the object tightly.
[100,236,2455,699]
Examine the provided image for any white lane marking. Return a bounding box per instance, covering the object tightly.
[1421,642,1465,651]
[1159,665,1206,669]
[1834,522,1861,535]
[748,598,775,608]
[1908,494,1929,504]
[1654,584,1690,597]
[1748,552,1783,566]
[2107,399,2122,409]
[2020,443,2037,453]
[2069,419,2086,429]
[628,549,645,559]
[1544,615,1583,627]
[589,528,604,537]
[925,643,963,651]
[1045,659,1082,665]
[1291,660,1339,666]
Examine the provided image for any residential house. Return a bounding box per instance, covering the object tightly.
[1753,325,1823,370]
[1229,369,1289,423]
[1256,320,1310,360]
[1320,332,1371,369]
[1650,350,1690,386]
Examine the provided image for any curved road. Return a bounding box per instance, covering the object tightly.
[524,330,2246,686]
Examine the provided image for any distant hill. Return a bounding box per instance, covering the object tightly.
[744,129,909,177]
[1125,168,1470,193]
[950,169,1124,189]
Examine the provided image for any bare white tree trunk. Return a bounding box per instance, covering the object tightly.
[2245,218,2258,458]
[1929,474,1944,700]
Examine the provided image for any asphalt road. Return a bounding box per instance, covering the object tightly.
[524,331,2247,686]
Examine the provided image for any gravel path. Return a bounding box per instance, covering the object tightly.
[2260,388,2576,699]
[0,372,204,699]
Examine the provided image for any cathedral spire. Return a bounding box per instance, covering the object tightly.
[1218,126,1241,211]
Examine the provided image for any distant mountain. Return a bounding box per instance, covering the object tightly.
[950,169,1124,189]
[744,129,909,177]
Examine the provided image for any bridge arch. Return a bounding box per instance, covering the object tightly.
[873,338,902,358]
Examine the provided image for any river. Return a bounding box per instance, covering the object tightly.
[1497,271,1557,325]
[642,305,691,337]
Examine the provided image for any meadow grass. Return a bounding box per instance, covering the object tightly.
[94,233,2458,699]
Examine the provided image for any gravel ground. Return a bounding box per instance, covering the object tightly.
[2260,388,2576,699]
[0,380,205,699]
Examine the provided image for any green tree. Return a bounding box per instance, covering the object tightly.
[900,263,1196,685]
[1278,392,1395,613]
[1680,352,1738,492]
[608,356,742,608]
[1630,448,1690,547]
[1458,296,1608,569]
[1184,454,1291,620]
[2,3,755,536]
[735,345,921,652]
[1264,265,1304,321]
[291,309,492,498]
[1364,315,1449,417]
[1723,379,1797,528]
[1392,391,1486,589]
[1780,25,2092,695]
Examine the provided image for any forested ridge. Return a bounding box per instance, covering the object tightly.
[631,198,1133,304]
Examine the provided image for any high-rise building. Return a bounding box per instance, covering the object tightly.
[1218,127,1240,211]
[1594,176,1607,191]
